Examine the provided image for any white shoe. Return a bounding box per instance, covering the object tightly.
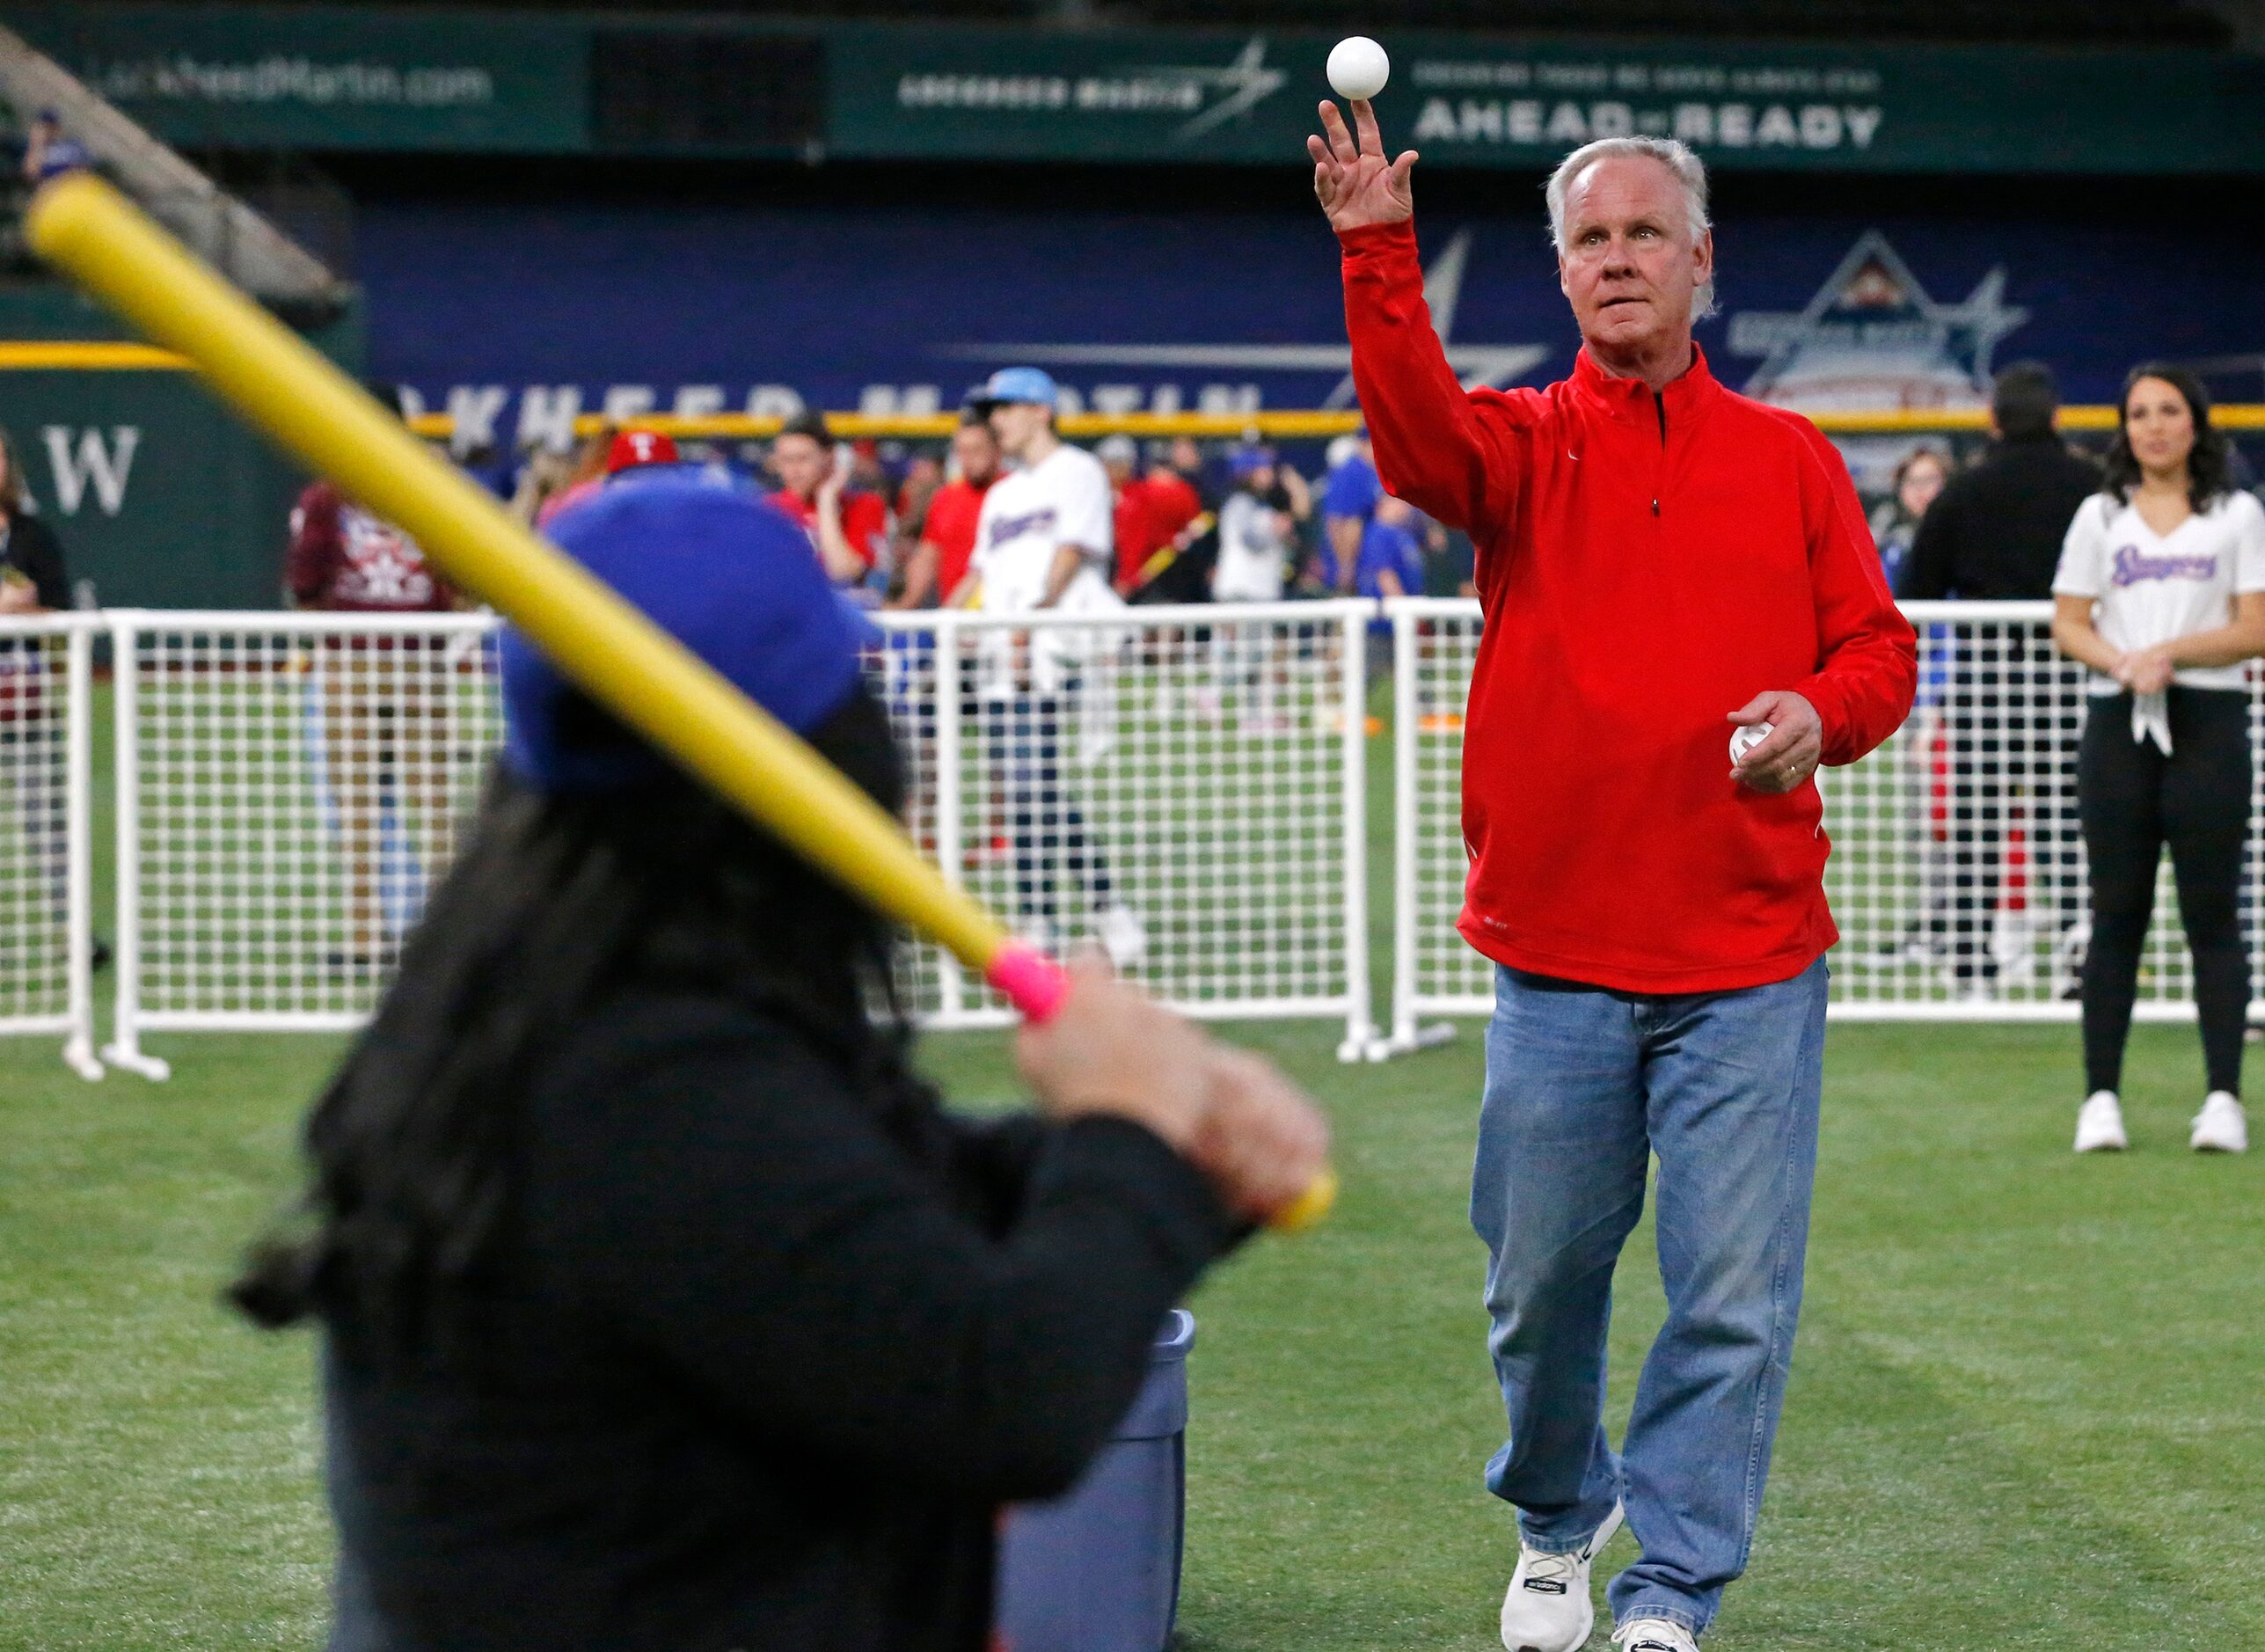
[1611,1618,1699,1652]
[2190,1090,2248,1153]
[2074,1091,2129,1153]
[1015,917,1059,961]
[1500,1502,1622,1652]
[1092,902,1148,969]
[1947,972,1998,1004]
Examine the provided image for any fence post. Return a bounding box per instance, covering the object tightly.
[61,621,99,1079]
[1335,603,1376,1062]
[934,610,966,1021]
[101,616,168,1080]
[1387,599,1421,1056]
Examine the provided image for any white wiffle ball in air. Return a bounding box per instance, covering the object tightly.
[1326,36,1391,103]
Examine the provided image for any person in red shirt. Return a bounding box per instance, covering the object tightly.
[286,384,469,978]
[1315,109,1913,1652]
[1096,435,1157,596]
[901,413,999,610]
[767,411,891,599]
[1124,440,1209,603]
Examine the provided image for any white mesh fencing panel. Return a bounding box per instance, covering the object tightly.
[1387,599,1493,1038]
[0,615,97,1076]
[106,604,1376,1072]
[873,604,1375,1049]
[106,612,500,1074]
[1385,597,2260,1042]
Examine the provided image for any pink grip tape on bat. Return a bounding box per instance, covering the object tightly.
[985,942,1071,1022]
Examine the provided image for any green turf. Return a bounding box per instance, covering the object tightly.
[1,1019,2257,1650]
[2,678,2259,1647]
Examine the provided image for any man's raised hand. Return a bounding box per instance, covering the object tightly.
[1308,99,1415,233]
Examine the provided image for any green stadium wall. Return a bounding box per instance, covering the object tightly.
[5,3,2264,174]
[0,284,360,609]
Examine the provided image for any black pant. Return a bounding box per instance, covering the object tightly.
[2078,688,2252,1096]
[988,692,1112,925]
[1938,636,2083,978]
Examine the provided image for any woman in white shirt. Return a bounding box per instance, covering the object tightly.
[2051,364,2265,1155]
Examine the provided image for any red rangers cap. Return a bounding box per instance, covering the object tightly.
[606,428,679,473]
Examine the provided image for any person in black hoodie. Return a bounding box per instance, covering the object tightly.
[230,470,1326,1652]
[1898,362,2101,991]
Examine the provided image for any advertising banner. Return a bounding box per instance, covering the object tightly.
[830,26,2265,176]
[5,2,588,152]
[7,5,2262,174]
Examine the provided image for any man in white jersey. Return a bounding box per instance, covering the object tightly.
[966,368,1145,967]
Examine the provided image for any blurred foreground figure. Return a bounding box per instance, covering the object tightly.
[231,471,1326,1652]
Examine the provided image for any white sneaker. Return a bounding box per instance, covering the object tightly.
[2190,1091,2248,1153]
[1500,1502,1622,1652]
[1092,902,1148,969]
[1611,1619,1699,1652]
[1014,917,1059,961]
[2074,1091,2128,1153]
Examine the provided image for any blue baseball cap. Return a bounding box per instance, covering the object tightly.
[971,366,1059,410]
[503,474,879,793]
[1229,445,1275,479]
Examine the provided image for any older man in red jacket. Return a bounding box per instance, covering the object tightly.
[1312,108,1915,1652]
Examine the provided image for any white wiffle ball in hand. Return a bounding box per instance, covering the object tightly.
[1327,36,1391,102]
[1729,723,1774,764]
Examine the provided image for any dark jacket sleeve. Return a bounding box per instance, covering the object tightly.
[287,483,342,605]
[944,1112,1052,1237]
[531,1005,1234,1504]
[7,515,69,610]
[1896,471,1963,600]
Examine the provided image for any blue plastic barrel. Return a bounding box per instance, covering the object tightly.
[996,1309,1195,1652]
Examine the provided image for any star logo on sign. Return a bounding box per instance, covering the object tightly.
[1728,230,2029,410]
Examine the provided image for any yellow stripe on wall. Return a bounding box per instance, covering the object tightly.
[0,344,2253,436]
[411,404,2265,442]
[0,340,192,369]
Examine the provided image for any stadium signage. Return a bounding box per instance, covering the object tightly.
[877,34,1289,144]
[822,26,2265,175]
[7,6,2262,173]
[4,3,587,151]
[1395,49,1885,156]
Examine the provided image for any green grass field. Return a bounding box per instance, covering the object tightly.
[1,677,2259,1648]
[1,1017,2258,1650]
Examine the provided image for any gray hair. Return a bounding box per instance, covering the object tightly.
[1545,135,1715,318]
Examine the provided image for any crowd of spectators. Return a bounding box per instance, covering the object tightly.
[495,403,1481,616]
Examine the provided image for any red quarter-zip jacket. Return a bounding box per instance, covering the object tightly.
[1343,220,1918,993]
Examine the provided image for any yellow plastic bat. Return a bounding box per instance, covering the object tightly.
[27,173,1335,1234]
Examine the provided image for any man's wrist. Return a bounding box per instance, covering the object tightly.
[1336,218,1416,254]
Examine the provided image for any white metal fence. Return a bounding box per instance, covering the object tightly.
[20,597,2265,1078]
[99,604,1377,1077]
[0,614,98,1078]
[1382,596,2261,1050]
[103,611,500,1078]
[873,604,1376,1053]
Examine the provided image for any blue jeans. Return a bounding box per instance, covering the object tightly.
[1472,958,1828,1636]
